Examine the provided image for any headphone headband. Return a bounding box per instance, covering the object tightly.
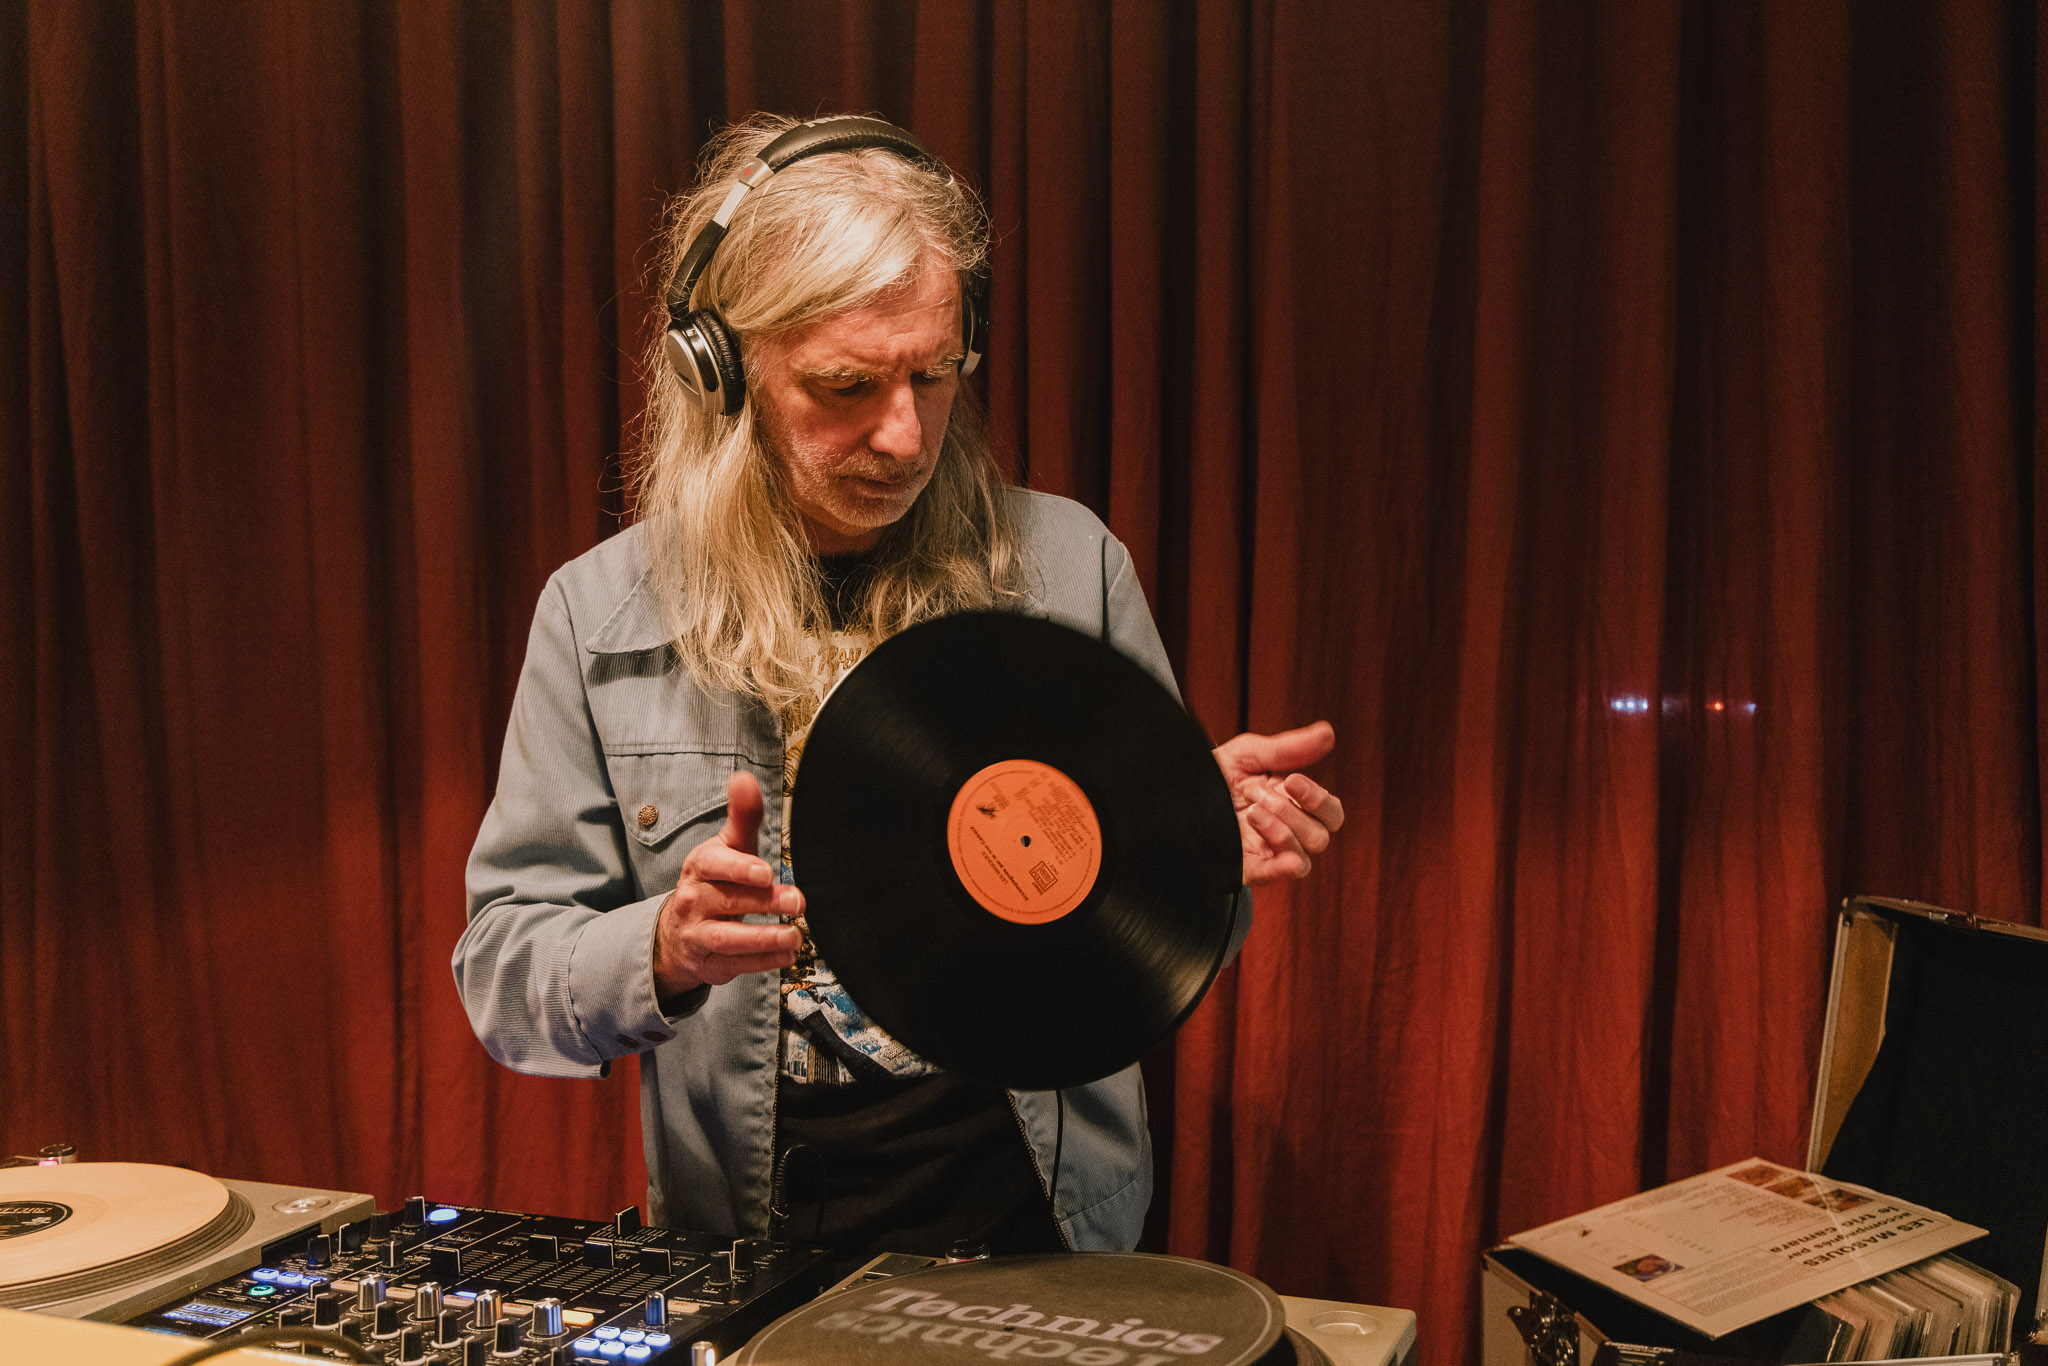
[662,116,986,416]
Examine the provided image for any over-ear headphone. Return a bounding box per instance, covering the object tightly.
[662,116,989,417]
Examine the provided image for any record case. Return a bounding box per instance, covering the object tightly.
[1482,895,2048,1366]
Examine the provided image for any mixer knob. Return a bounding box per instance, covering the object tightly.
[306,1232,333,1268]
[397,1325,428,1364]
[700,1255,731,1298]
[644,1291,668,1327]
[356,1275,387,1312]
[531,1298,565,1338]
[614,1205,642,1236]
[527,1232,560,1262]
[414,1281,443,1321]
[690,1343,718,1366]
[431,1244,465,1279]
[312,1291,341,1327]
[494,1318,525,1356]
[373,1300,403,1338]
[280,1304,312,1328]
[381,1238,403,1270]
[463,1338,488,1366]
[404,1196,428,1226]
[637,1245,673,1275]
[336,1219,366,1253]
[583,1238,616,1269]
[437,1309,466,1347]
[472,1288,502,1329]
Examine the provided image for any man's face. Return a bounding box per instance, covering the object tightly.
[752,264,963,555]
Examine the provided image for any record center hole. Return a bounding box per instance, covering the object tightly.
[1020,836,1031,847]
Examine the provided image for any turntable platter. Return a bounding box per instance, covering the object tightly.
[732,1252,1287,1365]
[0,1164,237,1302]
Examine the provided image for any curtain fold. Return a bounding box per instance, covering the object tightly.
[6,5,2042,1364]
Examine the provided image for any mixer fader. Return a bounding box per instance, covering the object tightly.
[126,1195,834,1363]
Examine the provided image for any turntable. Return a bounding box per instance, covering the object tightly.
[0,1159,373,1322]
[754,1251,1418,1366]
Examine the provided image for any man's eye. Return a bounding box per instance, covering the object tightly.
[820,379,868,397]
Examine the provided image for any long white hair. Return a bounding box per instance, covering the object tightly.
[630,114,1023,721]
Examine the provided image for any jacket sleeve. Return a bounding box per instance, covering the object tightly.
[452,577,686,1078]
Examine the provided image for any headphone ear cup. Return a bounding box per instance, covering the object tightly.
[959,271,989,377]
[664,309,747,416]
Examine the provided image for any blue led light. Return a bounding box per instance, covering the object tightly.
[624,1348,652,1362]
[620,1329,645,1342]
[644,1334,672,1349]
[426,1207,460,1224]
[599,1344,627,1360]
[594,1326,621,1339]
[447,1292,474,1302]
[247,1285,275,1298]
[250,1268,279,1282]
[572,1338,601,1353]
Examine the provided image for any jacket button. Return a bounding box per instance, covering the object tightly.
[637,804,658,828]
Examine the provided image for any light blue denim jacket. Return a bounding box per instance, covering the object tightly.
[454,489,1249,1250]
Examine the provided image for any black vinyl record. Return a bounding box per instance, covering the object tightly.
[792,611,1242,1090]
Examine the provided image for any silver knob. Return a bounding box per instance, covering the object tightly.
[413,1282,442,1321]
[356,1275,388,1312]
[472,1288,501,1329]
[532,1298,564,1338]
[690,1344,718,1366]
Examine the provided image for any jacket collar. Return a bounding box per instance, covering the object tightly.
[585,566,674,655]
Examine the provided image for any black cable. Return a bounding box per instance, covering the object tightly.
[155,1325,374,1364]
[772,1141,830,1244]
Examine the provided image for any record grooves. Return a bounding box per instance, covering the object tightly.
[793,612,1241,1090]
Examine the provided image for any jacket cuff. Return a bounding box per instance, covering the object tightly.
[566,893,684,1058]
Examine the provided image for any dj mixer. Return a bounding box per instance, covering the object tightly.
[123,1195,834,1363]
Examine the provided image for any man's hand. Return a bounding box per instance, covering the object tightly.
[1214,721,1345,886]
[653,770,803,996]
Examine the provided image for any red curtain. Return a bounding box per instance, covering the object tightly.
[5,5,2042,1365]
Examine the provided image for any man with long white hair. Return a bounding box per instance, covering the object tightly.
[455,115,1342,1265]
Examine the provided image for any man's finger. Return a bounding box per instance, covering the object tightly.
[1260,787,1332,855]
[687,840,778,889]
[1229,720,1336,776]
[1247,799,1308,864]
[719,768,766,854]
[1281,773,1346,832]
[697,920,801,957]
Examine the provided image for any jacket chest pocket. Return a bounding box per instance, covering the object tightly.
[605,749,754,896]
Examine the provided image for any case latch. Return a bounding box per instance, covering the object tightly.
[1507,1291,1579,1366]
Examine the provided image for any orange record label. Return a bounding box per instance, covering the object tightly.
[946,759,1102,925]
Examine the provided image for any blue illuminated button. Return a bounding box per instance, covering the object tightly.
[645,1334,672,1349]
[599,1344,627,1360]
[572,1338,601,1355]
[250,1268,279,1282]
[247,1285,275,1298]
[426,1207,460,1224]
[623,1348,652,1362]
[620,1330,645,1343]
[594,1326,621,1339]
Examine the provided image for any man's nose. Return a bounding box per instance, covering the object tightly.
[868,381,922,461]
